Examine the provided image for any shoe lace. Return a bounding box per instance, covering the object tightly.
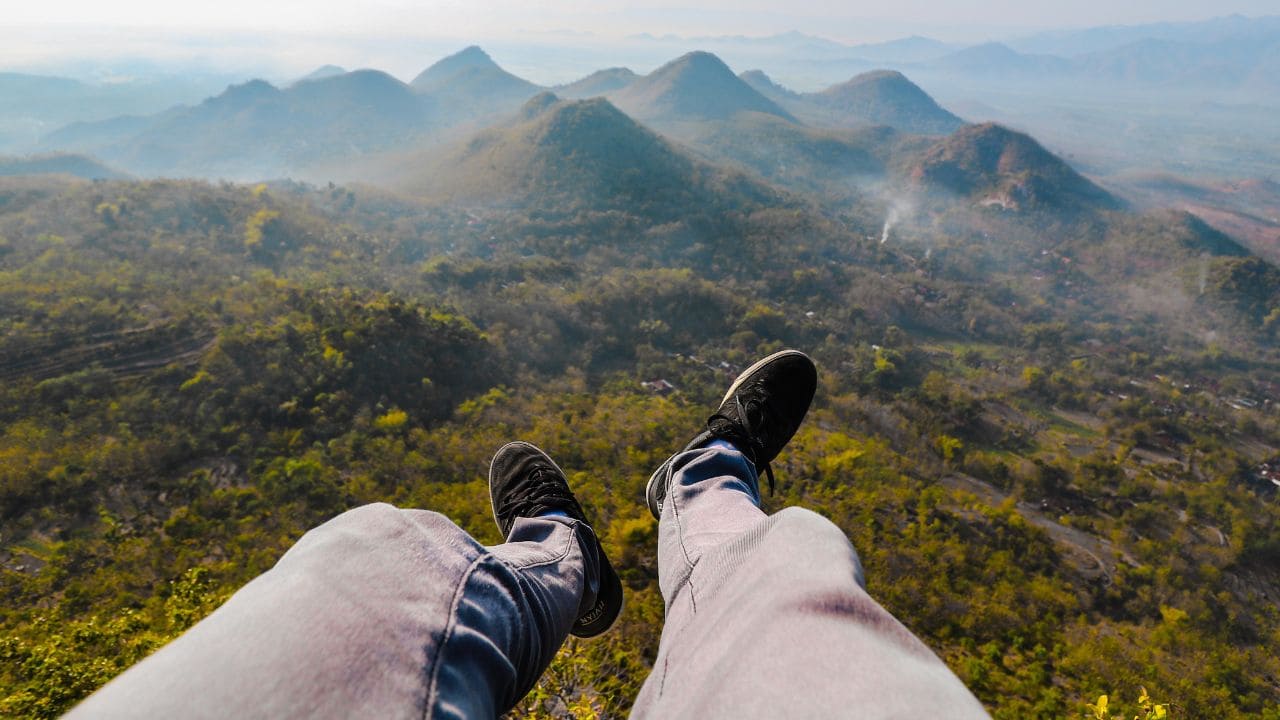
[495,468,584,523]
[707,381,777,495]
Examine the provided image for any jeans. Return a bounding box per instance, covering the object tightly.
[68,446,989,719]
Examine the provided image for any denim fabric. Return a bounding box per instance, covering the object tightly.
[630,445,990,719]
[66,504,592,719]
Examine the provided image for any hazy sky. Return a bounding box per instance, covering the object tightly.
[7,0,1276,35]
[3,1,1276,80]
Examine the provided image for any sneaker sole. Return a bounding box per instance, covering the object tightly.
[571,556,625,638]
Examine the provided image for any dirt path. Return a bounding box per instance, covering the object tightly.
[941,472,1138,582]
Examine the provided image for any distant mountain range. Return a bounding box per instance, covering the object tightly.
[6,13,1276,163]
[555,58,960,136]
[0,72,231,153]
[0,153,127,180]
[1006,14,1280,56]
[40,48,550,179]
[43,70,435,179]
[385,60,1115,221]
[622,16,1280,93]
[929,43,1074,77]
[8,44,1163,225]
[393,93,781,216]
[6,14,1275,183]
[921,34,1280,91]
[33,47,980,184]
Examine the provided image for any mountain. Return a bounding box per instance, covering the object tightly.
[394,94,782,224]
[43,49,556,180]
[39,113,169,156]
[930,43,1074,77]
[0,72,91,104]
[555,68,638,99]
[905,122,1119,211]
[684,112,911,196]
[1075,34,1280,90]
[845,36,956,63]
[610,51,795,124]
[1115,173,1280,263]
[288,69,427,120]
[0,73,217,153]
[806,70,964,134]
[294,65,347,84]
[1008,14,1280,56]
[739,68,961,136]
[927,20,1280,92]
[409,46,543,122]
[0,153,128,180]
[43,71,435,179]
[738,70,801,106]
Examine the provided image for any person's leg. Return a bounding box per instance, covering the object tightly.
[68,443,622,720]
[632,350,989,719]
[65,504,587,720]
[633,446,988,718]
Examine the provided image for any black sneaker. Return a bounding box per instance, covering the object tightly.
[645,349,817,519]
[490,441,624,638]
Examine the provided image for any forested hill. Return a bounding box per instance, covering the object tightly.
[0,171,1277,719]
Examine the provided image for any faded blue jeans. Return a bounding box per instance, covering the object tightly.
[68,446,988,719]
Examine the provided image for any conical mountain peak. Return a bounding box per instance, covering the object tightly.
[411,46,510,91]
[810,70,962,134]
[429,46,498,73]
[409,46,542,119]
[612,50,793,122]
[295,65,347,84]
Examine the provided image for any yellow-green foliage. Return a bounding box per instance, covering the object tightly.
[2,177,1278,720]
[243,208,279,250]
[179,370,211,392]
[373,409,409,431]
[1087,687,1169,720]
[0,569,225,719]
[935,434,964,463]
